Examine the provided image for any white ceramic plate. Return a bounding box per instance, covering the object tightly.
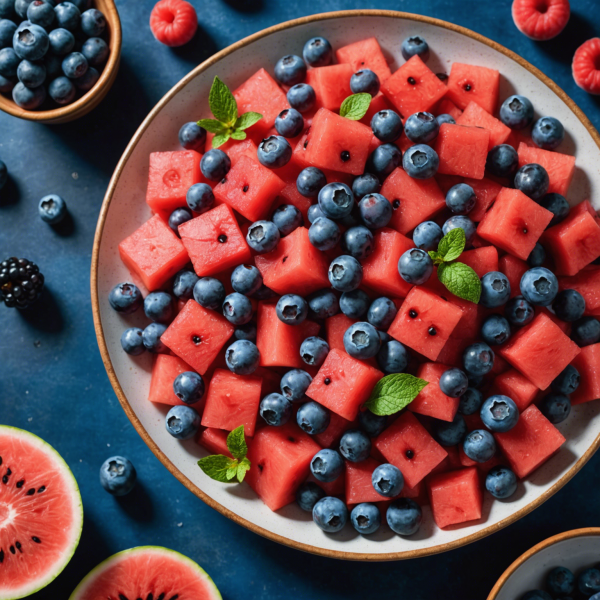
[92,10,600,560]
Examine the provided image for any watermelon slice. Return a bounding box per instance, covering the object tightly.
[492,368,538,412]
[68,546,221,600]
[466,177,503,222]
[0,426,83,600]
[305,64,353,111]
[445,62,500,114]
[517,142,576,197]
[313,411,355,449]
[435,98,463,120]
[459,246,499,278]
[325,313,357,352]
[456,101,511,150]
[435,123,490,180]
[558,266,600,317]
[345,457,390,505]
[499,253,529,297]
[196,427,232,457]
[148,354,197,407]
[570,344,600,405]
[410,362,460,422]
[335,37,392,81]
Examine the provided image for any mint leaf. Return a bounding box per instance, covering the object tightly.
[198,455,238,483]
[339,93,371,120]
[236,457,251,483]
[226,464,238,481]
[227,425,248,461]
[197,118,227,134]
[364,373,428,416]
[437,228,466,263]
[209,76,238,127]
[438,261,481,303]
[428,250,444,266]
[230,129,246,141]
[211,131,231,148]
[235,111,262,131]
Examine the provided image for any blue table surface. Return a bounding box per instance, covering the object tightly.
[2,1,600,598]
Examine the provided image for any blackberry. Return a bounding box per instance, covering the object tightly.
[0,257,44,309]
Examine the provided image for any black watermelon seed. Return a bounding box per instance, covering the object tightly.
[26,488,35,496]
[392,199,400,209]
[0,456,2,466]
[9,546,15,555]
[119,595,129,600]
[169,595,179,600]
[340,150,350,162]
[408,76,416,85]
[31,537,41,544]
[37,486,45,493]
[16,480,24,488]
[218,234,227,243]
[324,377,331,385]
[406,449,415,459]
[242,184,249,192]
[15,542,21,552]
[0,549,4,563]
[1,476,6,484]
[147,595,153,600]
[428,327,437,336]
[464,83,472,91]
[409,310,418,318]
[157,594,166,600]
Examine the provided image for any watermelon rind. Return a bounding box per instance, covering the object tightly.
[68,546,223,600]
[0,426,83,600]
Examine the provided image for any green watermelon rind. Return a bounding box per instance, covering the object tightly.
[68,546,223,600]
[0,425,84,600]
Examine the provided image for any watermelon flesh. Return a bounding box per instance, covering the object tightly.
[559,266,600,317]
[456,101,511,150]
[148,354,197,407]
[196,428,232,457]
[499,253,529,297]
[410,362,460,422]
[517,142,576,197]
[492,368,539,412]
[570,344,600,405]
[305,63,353,111]
[335,37,392,81]
[0,426,83,600]
[435,123,490,180]
[69,546,221,600]
[345,457,391,505]
[445,62,500,114]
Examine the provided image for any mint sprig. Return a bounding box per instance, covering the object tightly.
[197,425,251,483]
[364,373,428,416]
[339,93,371,120]
[197,77,263,149]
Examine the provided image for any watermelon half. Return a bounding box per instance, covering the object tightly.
[69,546,222,600]
[0,426,83,600]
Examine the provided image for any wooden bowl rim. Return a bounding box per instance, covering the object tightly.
[91,9,600,561]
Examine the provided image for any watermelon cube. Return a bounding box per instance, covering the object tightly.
[517,143,576,197]
[226,138,258,165]
[305,63,353,111]
[559,266,600,317]
[499,312,581,390]
[277,182,313,221]
[499,254,529,297]
[335,37,392,81]
[306,349,383,421]
[233,68,289,135]
[456,101,511,150]
[119,214,190,292]
[427,467,482,528]
[197,427,232,457]
[410,362,460,422]
[570,344,600,405]
[434,123,490,180]
[435,98,463,120]
[245,422,321,511]
[388,287,463,361]
[361,227,415,298]
[256,302,320,369]
[146,150,203,216]
[570,199,598,220]
[492,368,538,412]
[161,300,234,375]
[380,167,446,234]
[466,177,503,222]
[459,246,499,278]
[213,155,284,222]
[307,471,346,498]
[494,404,565,478]
[201,368,263,436]
[445,62,500,114]
[374,411,448,488]
[477,187,554,260]
[148,354,196,407]
[314,411,355,449]
[325,313,356,352]
[179,204,251,277]
[361,92,393,126]
[345,457,390,505]
[254,226,330,295]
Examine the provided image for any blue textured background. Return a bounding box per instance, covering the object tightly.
[2,1,600,598]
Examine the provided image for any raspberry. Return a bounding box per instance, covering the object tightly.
[0,257,44,309]
[150,0,198,47]
[572,38,600,95]
[512,0,570,41]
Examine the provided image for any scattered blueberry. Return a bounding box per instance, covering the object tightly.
[142,322,168,353]
[48,27,74,56]
[328,255,363,292]
[571,316,600,347]
[81,36,108,67]
[307,289,339,319]
[193,277,225,310]
[257,135,292,169]
[481,395,519,432]
[552,289,585,322]
[313,496,348,533]
[310,449,344,482]
[300,336,329,367]
[367,143,403,180]
[274,54,306,86]
[272,204,302,236]
[350,68,380,96]
[439,368,469,398]
[0,46,18,77]
[186,182,215,212]
[233,322,256,343]
[405,111,439,144]
[551,364,580,395]
[434,413,467,447]
[62,51,88,78]
[340,289,370,319]
[287,82,315,113]
[80,8,105,37]
[446,183,476,215]
[499,95,534,129]
[296,481,325,511]
[165,405,200,440]
[350,503,381,535]
[318,182,354,220]
[386,498,422,536]
[436,113,455,126]
[276,294,308,325]
[377,340,408,374]
[168,207,192,234]
[442,215,477,245]
[38,194,66,224]
[250,284,277,300]
[109,282,142,314]
[540,392,571,424]
[371,109,403,143]
[13,23,48,60]
[539,193,570,227]
[372,463,404,497]
[12,81,45,108]
[222,292,253,325]
[342,225,374,260]
[54,2,80,31]
[481,314,511,346]
[579,568,600,596]
[532,116,564,150]
[463,342,495,376]
[343,321,381,360]
[0,18,16,48]
[485,465,518,499]
[401,35,430,61]
[514,163,550,200]
[398,248,433,285]
[504,296,535,327]
[309,216,341,251]
[17,57,45,88]
[358,409,388,438]
[178,122,206,151]
[297,401,330,435]
[246,220,280,253]
[463,429,496,463]
[275,107,304,138]
[74,66,98,92]
[486,144,519,179]
[352,173,381,199]
[303,36,332,67]
[459,387,483,415]
[527,242,546,268]
[480,272,511,308]
[297,166,327,198]
[144,291,174,323]
[358,193,392,229]
[339,429,371,462]
[367,297,397,330]
[120,327,145,356]
[403,143,439,178]
[225,339,260,375]
[231,264,262,296]
[413,221,443,251]
[520,267,558,306]
[99,456,136,496]
[280,368,312,402]
[545,566,575,597]
[200,149,230,181]
[259,392,292,426]
[173,371,205,405]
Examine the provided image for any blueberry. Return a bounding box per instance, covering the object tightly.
[13,23,48,61]
[229,265,261,297]
[486,144,519,179]
[193,277,225,310]
[307,289,339,319]
[178,122,206,151]
[540,392,571,424]
[371,110,403,143]
[442,215,477,245]
[539,193,570,227]
[38,194,67,224]
[144,291,174,323]
[342,226,374,261]
[350,68,380,96]
[571,316,600,346]
[300,336,329,367]
[251,284,277,301]
[546,566,575,597]
[371,463,404,498]
[405,112,439,144]
[257,135,292,169]
[446,183,476,215]
[54,1,80,30]
[62,51,87,78]
[0,0,11,18]
[120,327,145,356]
[481,395,519,432]
[309,216,341,251]
[339,429,371,462]
[520,267,558,306]
[499,95,534,129]
[222,292,253,325]
[168,207,192,234]
[504,296,535,327]
[172,270,198,301]
[280,368,312,402]
[481,314,511,346]
[81,36,108,67]
[514,163,549,200]
[200,149,230,181]
[297,401,330,435]
[274,54,306,86]
[398,248,433,285]
[303,36,332,67]
[358,193,392,229]
[480,272,511,309]
[48,27,74,56]
[274,107,304,138]
[485,465,518,499]
[297,166,327,198]
[328,255,363,292]
[367,297,397,330]
[468,373,485,388]
[403,144,439,179]
[377,340,408,374]
[287,82,315,113]
[186,182,215,212]
[358,409,387,438]
[459,387,483,415]
[173,371,205,405]
[340,289,370,319]
[311,449,344,482]
[350,503,381,535]
[436,114,455,126]
[15,0,33,18]
[313,496,348,532]
[296,481,325,511]
[343,321,381,360]
[434,413,468,446]
[272,204,302,236]
[463,429,496,462]
[318,182,354,220]
[463,342,495,376]
[401,35,430,61]
[367,143,403,180]
[99,456,136,496]
[521,592,552,600]
[532,116,564,150]
[552,289,585,322]
[551,364,580,395]
[276,294,308,325]
[0,18,16,49]
[413,221,443,251]
[233,322,256,343]
[50,77,75,105]
[74,66,99,92]
[246,220,280,253]
[225,339,260,375]
[12,80,45,108]
[70,0,92,12]
[0,73,14,93]
[165,405,200,440]
[579,568,600,596]
[260,392,292,426]
[17,58,45,88]
[80,8,105,36]
[439,368,469,398]
[527,242,546,268]
[0,47,18,77]
[109,282,142,314]
[386,498,422,536]
[44,52,61,79]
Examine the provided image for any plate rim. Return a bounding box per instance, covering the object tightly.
[91,8,600,561]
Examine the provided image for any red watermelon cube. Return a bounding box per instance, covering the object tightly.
[570,344,600,405]
[517,143,576,197]
[335,37,392,81]
[436,98,463,120]
[559,266,600,317]
[494,404,565,478]
[197,427,231,457]
[119,214,190,292]
[456,101,511,150]
[499,312,581,390]
[345,457,390,505]
[445,62,500,114]
[325,313,356,352]
[226,138,258,165]
[410,362,460,422]
[314,411,355,449]
[361,92,393,126]
[466,177,503,222]
[499,254,529,298]
[305,63,353,111]
[435,123,490,180]
[459,246,499,278]
[492,368,538,412]
[148,354,196,407]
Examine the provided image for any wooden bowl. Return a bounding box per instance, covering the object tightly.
[0,0,121,124]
